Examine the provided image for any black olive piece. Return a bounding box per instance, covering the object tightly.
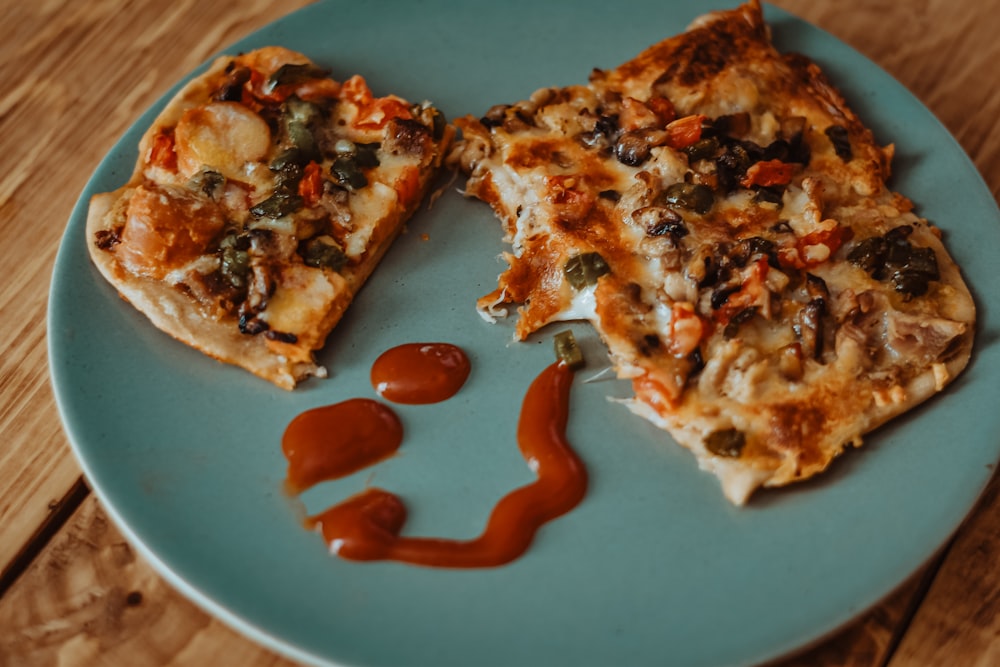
[301,237,348,272]
[615,131,654,167]
[638,206,688,239]
[480,104,511,128]
[847,236,888,274]
[594,114,619,137]
[762,138,791,162]
[190,170,225,199]
[753,186,785,206]
[239,314,269,335]
[265,63,329,93]
[250,193,303,219]
[732,236,778,267]
[770,220,794,234]
[330,157,368,190]
[885,224,914,245]
[711,284,741,310]
[683,136,721,162]
[712,112,751,138]
[787,131,812,166]
[804,273,830,300]
[662,182,714,215]
[265,330,299,344]
[705,428,746,458]
[598,189,621,202]
[431,109,447,140]
[825,124,853,161]
[564,252,610,290]
[353,142,381,168]
[271,148,308,172]
[216,66,251,102]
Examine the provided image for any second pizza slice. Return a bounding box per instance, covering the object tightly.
[87,47,452,389]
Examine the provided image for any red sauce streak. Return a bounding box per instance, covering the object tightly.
[306,361,586,567]
[370,343,471,404]
[282,398,403,494]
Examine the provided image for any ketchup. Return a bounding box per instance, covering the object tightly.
[370,342,471,404]
[306,361,586,567]
[282,398,403,494]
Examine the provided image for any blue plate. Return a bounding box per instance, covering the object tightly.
[49,2,1000,665]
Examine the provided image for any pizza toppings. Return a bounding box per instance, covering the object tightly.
[87,47,452,388]
[453,0,975,503]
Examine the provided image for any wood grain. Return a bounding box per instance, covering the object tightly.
[0,0,998,665]
[0,496,298,667]
[889,475,1000,667]
[0,0,310,577]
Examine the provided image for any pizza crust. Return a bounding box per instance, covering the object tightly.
[453,0,976,503]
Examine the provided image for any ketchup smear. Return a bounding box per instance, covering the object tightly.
[282,398,403,494]
[305,360,587,568]
[370,342,471,404]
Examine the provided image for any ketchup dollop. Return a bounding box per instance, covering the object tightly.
[370,342,471,404]
[282,398,403,494]
[306,361,586,567]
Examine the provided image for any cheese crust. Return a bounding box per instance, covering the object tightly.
[453,1,975,503]
[87,47,452,389]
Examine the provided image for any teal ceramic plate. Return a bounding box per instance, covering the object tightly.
[49,2,1000,665]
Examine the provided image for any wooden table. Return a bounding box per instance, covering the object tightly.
[2,0,998,664]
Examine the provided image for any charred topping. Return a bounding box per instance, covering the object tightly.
[265,330,299,344]
[215,65,251,102]
[847,225,940,299]
[94,228,121,250]
[825,124,852,161]
[265,63,329,93]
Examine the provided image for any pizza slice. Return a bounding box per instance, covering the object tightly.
[452,1,975,503]
[87,47,452,389]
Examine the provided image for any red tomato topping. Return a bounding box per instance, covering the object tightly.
[298,161,324,207]
[341,75,412,130]
[741,159,796,188]
[777,224,851,269]
[665,114,707,149]
[147,129,177,170]
[668,302,706,357]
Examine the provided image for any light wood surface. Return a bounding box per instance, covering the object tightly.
[1,0,998,665]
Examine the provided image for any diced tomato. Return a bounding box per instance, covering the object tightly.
[298,161,325,207]
[340,75,374,107]
[778,223,851,270]
[665,114,706,149]
[668,302,706,357]
[147,128,177,170]
[740,159,796,188]
[340,75,413,130]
